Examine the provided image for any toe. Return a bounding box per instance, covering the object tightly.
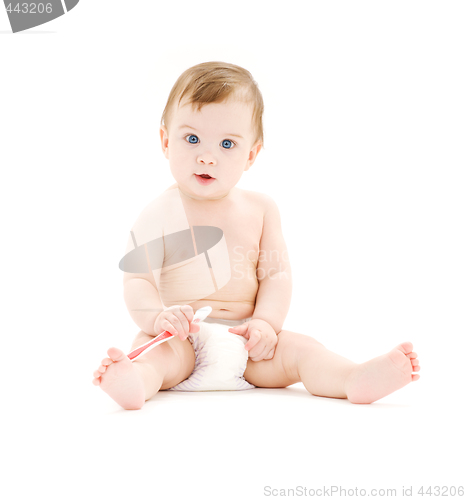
[101,357,113,367]
[412,374,420,381]
[398,342,413,354]
[92,377,101,386]
[413,365,421,372]
[408,351,418,359]
[107,347,127,362]
[411,359,419,367]
[93,369,103,378]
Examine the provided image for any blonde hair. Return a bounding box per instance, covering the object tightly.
[161,61,264,145]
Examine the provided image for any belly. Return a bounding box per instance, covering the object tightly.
[190,299,255,320]
[190,264,258,320]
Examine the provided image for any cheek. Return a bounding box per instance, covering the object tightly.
[226,147,244,160]
[233,149,250,166]
[222,155,239,170]
[170,146,190,165]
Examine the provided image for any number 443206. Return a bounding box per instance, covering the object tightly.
[5,3,53,14]
[418,486,464,496]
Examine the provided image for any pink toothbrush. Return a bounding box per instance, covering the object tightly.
[127,306,212,362]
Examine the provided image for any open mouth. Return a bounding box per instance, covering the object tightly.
[194,173,216,185]
[195,173,214,179]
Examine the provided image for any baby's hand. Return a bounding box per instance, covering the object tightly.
[154,305,200,340]
[228,319,278,361]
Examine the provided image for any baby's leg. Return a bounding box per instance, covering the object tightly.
[244,331,420,404]
[92,332,195,410]
[296,338,420,403]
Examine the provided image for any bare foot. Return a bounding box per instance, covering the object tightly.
[345,342,421,404]
[92,347,145,410]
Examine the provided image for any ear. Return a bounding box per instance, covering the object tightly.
[160,125,169,159]
[244,141,262,171]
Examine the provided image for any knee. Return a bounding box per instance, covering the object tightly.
[274,331,316,382]
[278,332,325,371]
[278,330,324,350]
[297,336,326,358]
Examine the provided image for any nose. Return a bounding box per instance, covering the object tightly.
[197,151,216,166]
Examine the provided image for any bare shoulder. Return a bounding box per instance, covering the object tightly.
[243,190,285,243]
[135,187,176,217]
[128,186,184,239]
[237,188,279,216]
[122,186,181,286]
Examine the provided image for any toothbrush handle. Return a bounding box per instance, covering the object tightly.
[127,316,203,361]
[127,330,174,360]
[128,312,208,360]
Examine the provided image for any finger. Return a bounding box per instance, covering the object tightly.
[229,322,248,331]
[159,317,180,337]
[172,312,190,338]
[180,305,194,323]
[251,336,277,360]
[249,342,269,361]
[189,322,201,334]
[168,313,189,338]
[181,305,198,334]
[263,348,275,360]
[228,323,249,336]
[244,330,261,351]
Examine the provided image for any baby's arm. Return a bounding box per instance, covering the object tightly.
[121,196,168,335]
[229,195,291,360]
[123,271,164,336]
[252,195,292,333]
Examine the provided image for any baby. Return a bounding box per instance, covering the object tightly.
[92,61,420,409]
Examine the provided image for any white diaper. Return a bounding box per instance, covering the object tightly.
[168,317,256,392]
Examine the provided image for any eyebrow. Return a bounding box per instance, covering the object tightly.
[178,124,243,139]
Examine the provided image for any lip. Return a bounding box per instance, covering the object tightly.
[194,174,216,186]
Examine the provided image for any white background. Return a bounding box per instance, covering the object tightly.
[1,1,465,499]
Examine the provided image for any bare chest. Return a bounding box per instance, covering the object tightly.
[176,189,264,318]
[181,192,262,263]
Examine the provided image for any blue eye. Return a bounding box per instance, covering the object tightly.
[186,134,199,144]
[221,139,235,149]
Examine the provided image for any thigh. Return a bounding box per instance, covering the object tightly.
[243,330,324,388]
[130,331,196,390]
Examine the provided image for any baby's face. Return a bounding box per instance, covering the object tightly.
[160,98,261,201]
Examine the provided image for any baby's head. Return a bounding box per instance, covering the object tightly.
[160,62,264,201]
[161,61,264,145]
